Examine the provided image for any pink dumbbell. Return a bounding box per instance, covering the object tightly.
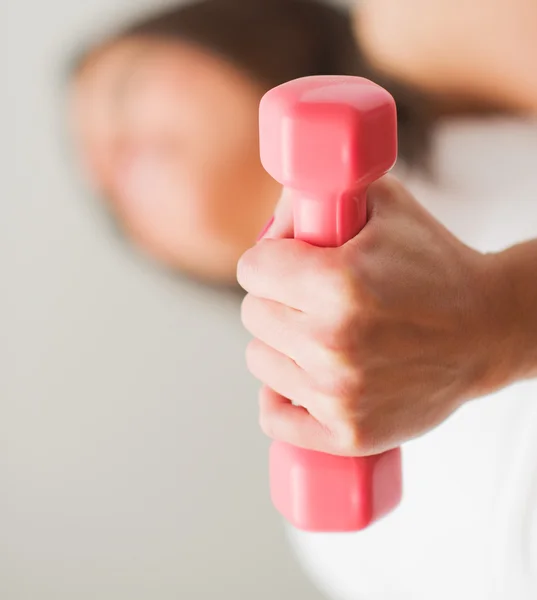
[259,76,402,532]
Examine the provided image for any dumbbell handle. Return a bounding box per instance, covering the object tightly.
[293,187,367,247]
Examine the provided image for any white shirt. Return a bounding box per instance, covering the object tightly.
[289,118,537,600]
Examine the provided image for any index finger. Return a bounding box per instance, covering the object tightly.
[237,238,332,312]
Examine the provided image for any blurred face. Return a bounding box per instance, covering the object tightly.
[355,0,537,112]
[71,37,280,283]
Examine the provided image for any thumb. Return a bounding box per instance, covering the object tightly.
[263,188,294,240]
[365,175,410,222]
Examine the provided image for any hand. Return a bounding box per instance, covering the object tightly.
[238,176,513,456]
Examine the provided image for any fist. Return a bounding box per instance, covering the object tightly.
[238,176,508,456]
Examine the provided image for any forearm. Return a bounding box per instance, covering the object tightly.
[494,239,537,383]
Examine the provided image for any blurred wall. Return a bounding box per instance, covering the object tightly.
[3,1,326,598]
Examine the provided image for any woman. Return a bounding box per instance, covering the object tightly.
[69,0,429,284]
[239,1,537,599]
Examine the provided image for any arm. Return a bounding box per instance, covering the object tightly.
[494,239,537,383]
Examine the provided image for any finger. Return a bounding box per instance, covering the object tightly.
[241,295,308,367]
[246,338,313,408]
[366,175,403,220]
[259,387,338,454]
[237,238,332,312]
[340,175,408,263]
[265,187,294,240]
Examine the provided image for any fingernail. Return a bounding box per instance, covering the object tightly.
[256,216,274,242]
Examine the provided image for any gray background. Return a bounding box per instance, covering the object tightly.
[3,0,327,597]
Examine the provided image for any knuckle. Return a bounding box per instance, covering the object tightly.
[240,294,265,335]
[326,284,377,344]
[342,247,378,308]
[258,413,274,439]
[258,403,278,440]
[325,313,357,353]
[236,248,257,291]
[237,241,278,290]
[324,364,363,411]
[240,294,254,328]
[245,339,262,375]
[322,267,366,330]
[335,421,369,456]
[315,359,364,411]
[313,252,345,293]
[330,268,357,312]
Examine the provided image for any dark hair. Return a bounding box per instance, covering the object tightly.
[77,0,431,169]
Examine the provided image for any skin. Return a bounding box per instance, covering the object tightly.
[71,37,280,283]
[239,0,537,455]
[356,0,537,114]
[239,179,537,455]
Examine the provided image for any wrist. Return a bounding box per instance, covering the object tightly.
[493,244,537,382]
[472,248,534,397]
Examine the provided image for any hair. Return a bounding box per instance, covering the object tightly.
[75,0,432,169]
